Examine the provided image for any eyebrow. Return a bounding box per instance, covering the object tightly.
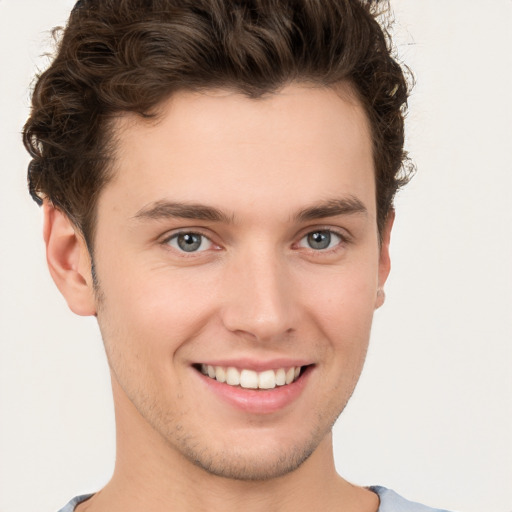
[294,196,368,222]
[133,200,232,223]
[132,196,367,224]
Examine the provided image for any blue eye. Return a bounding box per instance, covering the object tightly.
[299,230,342,250]
[167,232,212,253]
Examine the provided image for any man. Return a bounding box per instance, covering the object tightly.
[23,0,451,511]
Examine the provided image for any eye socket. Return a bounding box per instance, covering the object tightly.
[166,232,213,253]
[298,230,343,251]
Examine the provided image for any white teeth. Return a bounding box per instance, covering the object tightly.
[226,366,240,386]
[240,369,259,389]
[215,366,226,383]
[200,365,304,389]
[275,368,286,386]
[258,370,276,389]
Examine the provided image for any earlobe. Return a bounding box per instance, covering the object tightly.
[375,210,394,309]
[375,288,386,309]
[43,201,97,316]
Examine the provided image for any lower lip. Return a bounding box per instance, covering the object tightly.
[196,366,313,415]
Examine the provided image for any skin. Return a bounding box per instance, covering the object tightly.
[45,83,392,512]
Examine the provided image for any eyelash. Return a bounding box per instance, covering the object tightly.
[162,230,217,255]
[296,229,348,253]
[161,228,350,255]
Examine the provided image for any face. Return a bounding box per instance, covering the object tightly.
[90,83,391,480]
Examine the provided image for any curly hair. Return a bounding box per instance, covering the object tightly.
[23,0,413,247]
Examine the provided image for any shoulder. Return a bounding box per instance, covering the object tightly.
[370,486,455,512]
[57,494,94,512]
[57,489,454,512]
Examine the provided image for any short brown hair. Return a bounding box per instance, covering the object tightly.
[23,0,412,247]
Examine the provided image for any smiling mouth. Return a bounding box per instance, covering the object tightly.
[195,364,307,390]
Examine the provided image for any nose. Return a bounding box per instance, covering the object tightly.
[220,246,299,342]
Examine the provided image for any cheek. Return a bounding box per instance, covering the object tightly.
[97,264,220,358]
[299,260,378,382]
[302,263,378,331]
[95,271,215,407]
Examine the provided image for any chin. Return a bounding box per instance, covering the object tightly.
[183,441,316,481]
[170,419,332,481]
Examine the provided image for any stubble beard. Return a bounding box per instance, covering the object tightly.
[169,419,329,481]
[108,358,345,483]
[93,265,357,484]
[103,337,353,483]
[143,387,348,482]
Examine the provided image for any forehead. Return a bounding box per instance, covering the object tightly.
[101,83,375,222]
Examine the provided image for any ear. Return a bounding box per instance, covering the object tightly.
[375,210,394,309]
[43,201,97,316]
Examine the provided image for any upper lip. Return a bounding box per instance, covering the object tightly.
[193,358,313,372]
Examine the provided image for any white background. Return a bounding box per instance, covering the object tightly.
[0,1,511,511]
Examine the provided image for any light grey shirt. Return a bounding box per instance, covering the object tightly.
[57,486,454,511]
